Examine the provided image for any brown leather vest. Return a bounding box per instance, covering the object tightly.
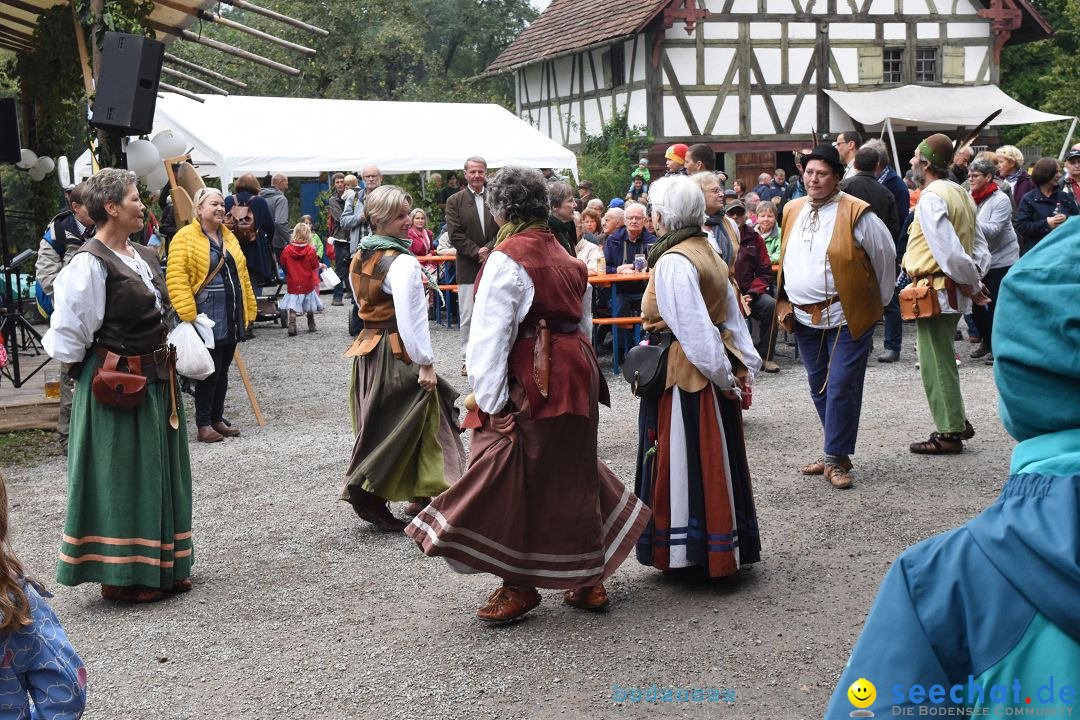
[78,238,169,356]
[344,249,410,361]
[642,236,751,392]
[776,193,883,340]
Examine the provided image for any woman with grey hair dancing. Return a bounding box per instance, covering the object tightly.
[407,165,650,623]
[634,175,762,578]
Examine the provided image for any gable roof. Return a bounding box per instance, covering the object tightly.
[485,0,670,75]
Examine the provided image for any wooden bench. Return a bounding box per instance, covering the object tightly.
[592,316,642,373]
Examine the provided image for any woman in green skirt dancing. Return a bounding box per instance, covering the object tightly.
[43,168,193,603]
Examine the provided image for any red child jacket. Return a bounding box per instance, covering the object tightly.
[279,242,320,295]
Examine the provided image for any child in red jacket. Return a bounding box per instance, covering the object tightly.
[279,223,324,335]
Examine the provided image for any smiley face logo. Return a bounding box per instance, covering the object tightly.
[847,678,876,709]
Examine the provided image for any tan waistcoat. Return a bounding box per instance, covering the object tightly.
[642,236,750,392]
[776,193,883,340]
[344,249,411,361]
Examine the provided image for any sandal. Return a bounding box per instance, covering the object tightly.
[824,464,853,489]
[909,432,963,455]
[101,584,165,603]
[802,457,852,475]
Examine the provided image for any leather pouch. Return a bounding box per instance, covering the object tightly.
[776,298,795,333]
[898,283,941,321]
[91,352,147,409]
[622,332,672,398]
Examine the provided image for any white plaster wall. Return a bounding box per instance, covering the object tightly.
[703,0,726,11]
[867,0,895,14]
[750,22,782,40]
[831,22,877,40]
[663,96,691,137]
[788,48,816,83]
[627,89,648,129]
[704,47,738,85]
[664,47,697,86]
[552,56,574,98]
[688,95,719,134]
[787,22,817,40]
[883,22,907,39]
[703,22,740,40]
[965,46,988,82]
[947,22,989,38]
[831,47,859,84]
[771,94,797,128]
[561,102,579,145]
[713,102,740,136]
[916,23,939,38]
[902,0,931,14]
[523,64,543,104]
[766,0,801,13]
[583,100,603,140]
[750,95,775,135]
[788,94,819,134]
[954,0,980,14]
[629,38,646,82]
[754,48,784,85]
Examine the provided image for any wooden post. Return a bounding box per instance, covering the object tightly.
[152,0,316,56]
[71,2,95,102]
[232,350,266,427]
[149,21,301,76]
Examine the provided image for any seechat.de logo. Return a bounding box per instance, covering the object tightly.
[848,678,877,717]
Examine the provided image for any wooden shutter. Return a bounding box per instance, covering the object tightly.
[858,46,883,86]
[942,46,965,84]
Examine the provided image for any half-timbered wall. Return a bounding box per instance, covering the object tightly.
[513,0,995,147]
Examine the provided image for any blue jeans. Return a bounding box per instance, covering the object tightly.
[794,322,874,457]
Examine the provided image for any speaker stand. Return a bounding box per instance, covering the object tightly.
[0,170,52,388]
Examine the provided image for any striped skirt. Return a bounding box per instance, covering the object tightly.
[635,383,761,577]
[58,354,193,588]
[407,379,650,590]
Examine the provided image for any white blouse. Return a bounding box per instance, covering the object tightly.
[384,254,435,366]
[466,251,592,414]
[42,246,163,364]
[652,253,761,391]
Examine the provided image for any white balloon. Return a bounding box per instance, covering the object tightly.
[33,156,55,174]
[57,156,72,188]
[28,166,47,182]
[151,129,187,159]
[145,164,169,193]
[125,139,160,177]
[16,149,37,170]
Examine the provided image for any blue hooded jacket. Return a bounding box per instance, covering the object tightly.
[825,217,1080,717]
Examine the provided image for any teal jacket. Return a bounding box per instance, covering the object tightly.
[827,218,1080,717]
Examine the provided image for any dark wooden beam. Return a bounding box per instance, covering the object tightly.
[164,53,247,90]
[153,0,315,56]
[149,20,300,76]
[214,0,329,37]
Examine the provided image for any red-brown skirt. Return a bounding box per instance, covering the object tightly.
[406,379,650,590]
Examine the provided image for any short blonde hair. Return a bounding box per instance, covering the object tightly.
[364,185,412,230]
[343,174,358,189]
[996,145,1024,169]
[291,222,311,244]
[193,186,224,210]
[409,207,427,221]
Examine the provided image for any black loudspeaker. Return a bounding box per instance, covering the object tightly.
[0,98,19,164]
[90,32,165,136]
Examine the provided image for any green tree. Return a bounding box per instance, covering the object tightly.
[576,113,653,205]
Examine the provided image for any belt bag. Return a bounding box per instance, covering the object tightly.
[91,351,148,408]
[899,279,941,321]
[622,331,673,398]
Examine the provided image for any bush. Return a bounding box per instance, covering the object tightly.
[575,112,653,205]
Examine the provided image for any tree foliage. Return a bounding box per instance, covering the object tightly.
[166,0,536,106]
[576,112,654,204]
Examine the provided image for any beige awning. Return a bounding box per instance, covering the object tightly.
[825,85,1072,128]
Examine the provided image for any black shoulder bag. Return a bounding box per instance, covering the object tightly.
[622,331,673,398]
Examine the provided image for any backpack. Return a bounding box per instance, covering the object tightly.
[225,195,256,244]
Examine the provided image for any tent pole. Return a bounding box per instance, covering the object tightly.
[886,118,901,173]
[1058,117,1078,161]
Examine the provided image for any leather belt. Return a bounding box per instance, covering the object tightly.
[362,320,398,331]
[794,296,841,325]
[517,320,580,400]
[911,273,959,308]
[93,344,171,366]
[517,322,578,338]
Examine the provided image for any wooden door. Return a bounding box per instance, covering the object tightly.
[736,152,777,196]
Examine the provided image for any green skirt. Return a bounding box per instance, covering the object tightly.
[342,336,465,503]
[57,354,193,588]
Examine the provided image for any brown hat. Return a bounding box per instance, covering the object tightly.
[918,133,954,168]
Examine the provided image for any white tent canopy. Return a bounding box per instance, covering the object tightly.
[76,93,579,187]
[825,84,1072,129]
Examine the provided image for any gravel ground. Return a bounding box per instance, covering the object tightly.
[2,303,1013,720]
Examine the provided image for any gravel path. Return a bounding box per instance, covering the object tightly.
[3,304,1013,719]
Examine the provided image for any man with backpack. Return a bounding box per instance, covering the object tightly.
[34,182,94,444]
[260,173,291,263]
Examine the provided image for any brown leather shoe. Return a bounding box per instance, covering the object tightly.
[212,421,240,438]
[802,457,852,475]
[101,584,165,603]
[476,585,541,622]
[197,426,224,443]
[564,583,610,610]
[909,432,964,455]
[172,577,193,593]
[403,497,429,516]
[824,464,854,489]
[349,490,407,532]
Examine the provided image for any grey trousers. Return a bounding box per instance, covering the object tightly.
[459,282,475,362]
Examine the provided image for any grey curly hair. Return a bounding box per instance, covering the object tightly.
[82,168,138,225]
[487,166,549,223]
[969,157,996,178]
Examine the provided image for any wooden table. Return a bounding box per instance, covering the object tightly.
[588,272,650,373]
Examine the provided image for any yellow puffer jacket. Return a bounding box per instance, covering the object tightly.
[166,220,258,324]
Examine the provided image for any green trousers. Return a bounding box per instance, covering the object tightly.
[916,313,967,434]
